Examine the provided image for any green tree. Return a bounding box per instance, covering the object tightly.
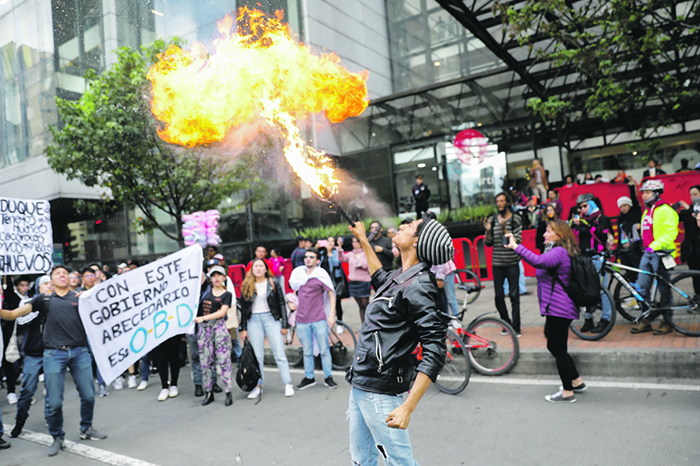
[494,0,700,139]
[46,39,259,248]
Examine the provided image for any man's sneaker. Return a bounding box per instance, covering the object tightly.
[168,386,179,398]
[7,393,17,404]
[113,377,124,390]
[558,382,587,393]
[579,319,594,333]
[194,385,204,397]
[631,319,652,334]
[157,388,169,401]
[137,380,148,391]
[79,426,107,441]
[0,435,9,449]
[500,330,508,335]
[127,375,137,389]
[99,385,110,397]
[247,386,262,399]
[10,420,25,438]
[654,322,674,335]
[212,383,223,394]
[590,319,610,334]
[297,377,316,390]
[47,437,64,456]
[285,384,295,397]
[324,377,338,389]
[336,324,344,334]
[545,389,576,403]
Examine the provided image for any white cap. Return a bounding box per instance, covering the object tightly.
[208,266,226,277]
[617,196,633,208]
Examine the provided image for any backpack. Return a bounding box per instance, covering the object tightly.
[236,338,261,393]
[549,254,600,308]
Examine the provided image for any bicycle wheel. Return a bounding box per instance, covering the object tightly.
[659,273,700,336]
[285,326,303,368]
[465,317,519,375]
[570,286,617,340]
[455,269,481,308]
[613,276,643,322]
[435,329,470,395]
[329,320,357,370]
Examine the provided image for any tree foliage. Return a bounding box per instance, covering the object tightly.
[46,39,260,247]
[494,0,700,138]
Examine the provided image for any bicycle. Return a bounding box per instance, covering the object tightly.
[414,326,472,395]
[454,309,520,375]
[284,320,357,370]
[454,268,482,307]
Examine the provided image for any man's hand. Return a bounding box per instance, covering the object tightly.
[386,404,412,429]
[328,315,336,328]
[239,330,248,340]
[287,301,297,311]
[373,245,383,253]
[281,328,288,336]
[483,217,492,231]
[436,279,444,289]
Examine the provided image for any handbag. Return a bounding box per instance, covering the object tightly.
[333,268,350,300]
[236,338,261,393]
[5,321,20,364]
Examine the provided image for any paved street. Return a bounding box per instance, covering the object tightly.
[2,366,699,466]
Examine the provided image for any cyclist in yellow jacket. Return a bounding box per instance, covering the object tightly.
[631,179,679,335]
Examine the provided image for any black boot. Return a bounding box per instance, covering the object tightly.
[590,319,610,334]
[212,383,223,393]
[194,385,204,397]
[580,319,594,332]
[225,392,233,406]
[201,392,215,406]
[10,419,25,438]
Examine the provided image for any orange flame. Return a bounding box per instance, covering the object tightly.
[147,8,369,197]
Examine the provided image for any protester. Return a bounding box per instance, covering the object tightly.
[431,259,459,328]
[69,271,81,291]
[346,217,452,465]
[582,172,594,184]
[547,189,563,217]
[339,237,372,323]
[643,159,666,178]
[631,180,679,335]
[1,276,29,405]
[288,248,337,390]
[246,245,274,271]
[7,265,107,456]
[239,259,294,399]
[536,204,558,253]
[188,270,219,397]
[510,186,528,209]
[78,267,96,292]
[269,248,286,282]
[563,175,576,188]
[117,263,127,275]
[412,174,431,219]
[676,158,691,173]
[678,186,700,298]
[368,221,394,272]
[616,195,643,283]
[324,236,349,330]
[290,236,308,269]
[483,192,523,336]
[524,196,540,229]
[611,169,627,184]
[195,266,234,406]
[529,159,548,200]
[505,220,586,403]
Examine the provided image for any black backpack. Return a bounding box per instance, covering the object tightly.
[236,338,261,393]
[548,254,600,309]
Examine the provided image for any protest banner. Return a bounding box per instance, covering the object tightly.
[79,246,203,384]
[0,197,53,275]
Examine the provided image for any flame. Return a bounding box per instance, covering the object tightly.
[146,8,368,197]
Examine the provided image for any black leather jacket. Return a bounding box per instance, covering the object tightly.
[345,262,448,394]
[239,279,288,331]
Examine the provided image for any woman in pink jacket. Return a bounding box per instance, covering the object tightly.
[339,236,372,323]
[505,219,586,403]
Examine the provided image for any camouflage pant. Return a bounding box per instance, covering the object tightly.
[197,318,233,392]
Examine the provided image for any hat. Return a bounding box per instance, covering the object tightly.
[617,196,633,208]
[416,219,454,266]
[206,259,219,267]
[117,262,127,269]
[213,254,224,261]
[36,275,51,292]
[208,265,226,277]
[641,179,664,193]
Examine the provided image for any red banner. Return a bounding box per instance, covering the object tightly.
[557,183,633,219]
[642,171,700,206]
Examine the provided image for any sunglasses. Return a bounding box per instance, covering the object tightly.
[304,255,317,259]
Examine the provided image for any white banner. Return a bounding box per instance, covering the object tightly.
[0,197,53,275]
[79,246,203,385]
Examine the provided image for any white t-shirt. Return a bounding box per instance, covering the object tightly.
[252,282,270,314]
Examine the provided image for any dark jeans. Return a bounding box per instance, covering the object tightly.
[15,355,43,424]
[688,255,700,296]
[544,316,580,391]
[493,265,521,332]
[619,246,642,283]
[153,335,181,389]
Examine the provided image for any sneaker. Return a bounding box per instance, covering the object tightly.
[558,382,587,393]
[324,377,338,389]
[79,426,107,440]
[631,319,652,334]
[297,377,316,390]
[7,393,17,404]
[500,330,508,335]
[516,333,522,338]
[285,384,295,397]
[157,388,170,401]
[247,386,262,399]
[137,380,148,391]
[450,320,461,330]
[113,377,124,390]
[39,374,44,383]
[579,318,594,333]
[99,385,110,397]
[653,322,674,335]
[194,385,204,397]
[212,383,223,394]
[545,389,576,403]
[0,435,9,449]
[336,325,344,334]
[10,420,24,438]
[169,386,179,398]
[590,319,610,334]
[127,375,137,389]
[47,436,64,456]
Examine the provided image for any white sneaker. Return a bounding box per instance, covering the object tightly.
[39,374,45,383]
[7,393,18,404]
[247,386,262,399]
[336,325,344,334]
[169,386,179,398]
[157,388,169,401]
[284,384,295,397]
[137,380,148,391]
[113,377,124,390]
[127,375,137,389]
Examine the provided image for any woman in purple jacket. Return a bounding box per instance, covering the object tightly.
[505,219,586,403]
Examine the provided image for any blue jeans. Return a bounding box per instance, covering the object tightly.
[44,346,95,438]
[140,352,151,383]
[15,355,43,424]
[348,387,418,466]
[296,319,332,379]
[585,255,612,321]
[504,260,528,294]
[443,272,459,317]
[638,250,672,317]
[248,312,292,385]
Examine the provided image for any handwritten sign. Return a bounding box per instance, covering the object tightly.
[79,246,203,384]
[0,197,53,275]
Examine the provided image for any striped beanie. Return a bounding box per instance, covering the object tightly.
[416,219,454,266]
